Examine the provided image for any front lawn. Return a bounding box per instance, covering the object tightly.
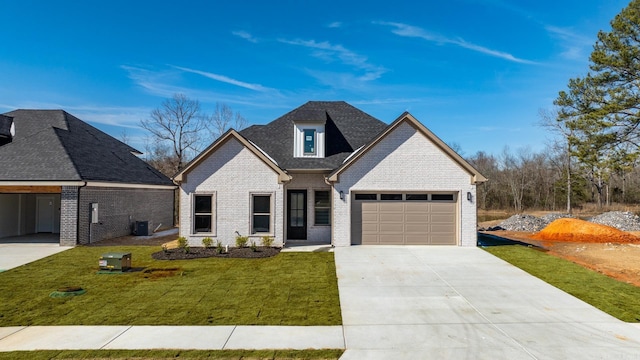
[484,245,640,322]
[0,246,341,326]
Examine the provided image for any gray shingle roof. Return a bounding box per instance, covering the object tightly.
[0,110,172,186]
[240,101,388,170]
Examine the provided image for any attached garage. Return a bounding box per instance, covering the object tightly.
[351,193,457,245]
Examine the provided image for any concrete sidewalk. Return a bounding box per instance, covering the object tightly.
[0,325,344,351]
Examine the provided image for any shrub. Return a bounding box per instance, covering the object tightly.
[161,244,169,254]
[261,236,274,247]
[235,235,249,248]
[183,245,190,254]
[250,240,258,252]
[202,237,213,248]
[177,236,188,249]
[216,240,224,254]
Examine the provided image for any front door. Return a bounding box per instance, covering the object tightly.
[287,190,307,240]
[36,196,54,233]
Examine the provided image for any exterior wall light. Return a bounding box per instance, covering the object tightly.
[339,191,345,200]
[467,192,472,202]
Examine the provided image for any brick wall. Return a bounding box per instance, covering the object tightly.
[60,186,78,246]
[77,187,174,244]
[332,122,478,247]
[179,138,284,247]
[285,173,331,242]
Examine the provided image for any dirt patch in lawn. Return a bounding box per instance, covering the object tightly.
[482,224,640,287]
[532,218,640,243]
[152,246,281,260]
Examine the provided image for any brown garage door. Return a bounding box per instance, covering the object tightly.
[351,193,457,245]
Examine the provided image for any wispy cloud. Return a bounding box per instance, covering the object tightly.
[327,21,342,28]
[376,21,537,65]
[172,65,276,92]
[232,30,258,43]
[278,38,386,81]
[544,25,593,61]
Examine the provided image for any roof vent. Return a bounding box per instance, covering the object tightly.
[0,115,14,146]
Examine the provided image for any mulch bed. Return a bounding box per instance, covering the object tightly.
[152,246,281,260]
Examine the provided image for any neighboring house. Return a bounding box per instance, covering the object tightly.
[174,101,486,247]
[0,110,176,246]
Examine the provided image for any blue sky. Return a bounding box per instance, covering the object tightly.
[0,0,631,157]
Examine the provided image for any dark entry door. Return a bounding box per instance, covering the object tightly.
[287,190,307,240]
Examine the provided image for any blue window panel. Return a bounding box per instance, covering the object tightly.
[303,129,315,154]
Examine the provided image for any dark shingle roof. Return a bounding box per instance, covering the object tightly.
[0,110,172,185]
[240,101,388,170]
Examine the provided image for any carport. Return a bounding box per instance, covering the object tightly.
[0,186,62,242]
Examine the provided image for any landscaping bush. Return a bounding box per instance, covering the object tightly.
[235,235,249,248]
[261,236,274,247]
[202,237,213,248]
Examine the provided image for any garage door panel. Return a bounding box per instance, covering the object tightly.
[379,223,404,233]
[406,235,429,245]
[406,223,429,233]
[405,202,429,212]
[362,234,379,244]
[406,213,428,222]
[379,202,404,211]
[430,234,455,245]
[362,212,379,222]
[353,194,457,245]
[431,203,455,213]
[381,235,404,244]
[379,213,404,222]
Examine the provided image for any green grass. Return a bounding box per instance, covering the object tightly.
[0,349,344,360]
[484,245,640,322]
[0,246,341,326]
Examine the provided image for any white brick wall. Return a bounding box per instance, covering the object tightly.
[285,173,331,242]
[179,138,284,247]
[332,122,478,247]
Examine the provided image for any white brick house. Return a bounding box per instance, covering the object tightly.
[174,101,486,247]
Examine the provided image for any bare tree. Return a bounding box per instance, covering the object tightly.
[140,94,206,174]
[208,102,248,140]
[539,108,574,213]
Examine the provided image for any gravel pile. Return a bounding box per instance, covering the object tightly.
[540,213,574,223]
[589,211,640,231]
[481,211,640,232]
[494,214,548,232]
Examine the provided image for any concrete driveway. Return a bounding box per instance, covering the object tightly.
[0,235,72,271]
[335,246,640,359]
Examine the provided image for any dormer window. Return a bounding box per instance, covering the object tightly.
[303,129,316,155]
[294,123,325,158]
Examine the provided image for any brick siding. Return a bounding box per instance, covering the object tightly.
[179,138,284,247]
[332,122,478,247]
[77,187,174,244]
[60,186,78,246]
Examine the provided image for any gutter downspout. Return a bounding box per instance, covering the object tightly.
[324,176,336,247]
[75,182,87,245]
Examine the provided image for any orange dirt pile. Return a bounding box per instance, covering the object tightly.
[532,218,640,243]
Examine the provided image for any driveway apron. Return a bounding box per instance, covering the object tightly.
[335,246,640,359]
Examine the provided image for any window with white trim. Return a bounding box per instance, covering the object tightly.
[314,190,330,225]
[252,194,272,234]
[193,194,214,233]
